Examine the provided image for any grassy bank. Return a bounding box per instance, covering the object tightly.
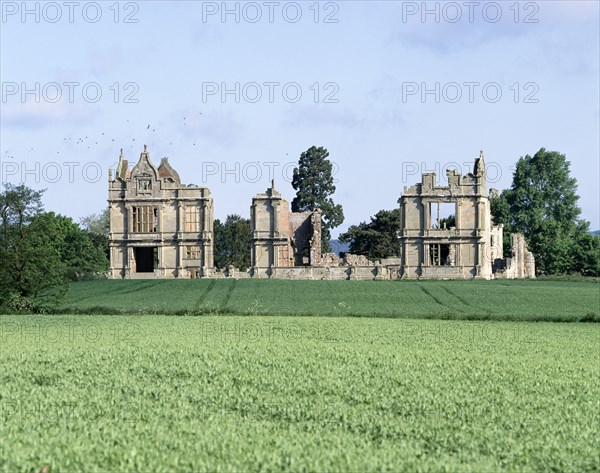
[55,278,600,322]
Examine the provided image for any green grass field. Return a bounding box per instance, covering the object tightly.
[1,315,598,472]
[59,278,600,322]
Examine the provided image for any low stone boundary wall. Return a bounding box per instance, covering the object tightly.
[213,265,401,280]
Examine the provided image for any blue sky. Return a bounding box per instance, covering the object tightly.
[1,0,599,235]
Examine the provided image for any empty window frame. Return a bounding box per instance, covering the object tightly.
[185,206,201,232]
[186,246,200,260]
[430,244,451,266]
[430,202,456,229]
[132,206,158,233]
[138,179,152,191]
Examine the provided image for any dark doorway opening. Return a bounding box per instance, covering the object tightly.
[135,247,157,273]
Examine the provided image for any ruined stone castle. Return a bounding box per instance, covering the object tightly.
[108,147,535,280]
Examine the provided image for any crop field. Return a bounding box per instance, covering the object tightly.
[1,314,598,472]
[60,278,600,322]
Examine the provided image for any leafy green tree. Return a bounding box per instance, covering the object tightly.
[80,208,110,259]
[439,214,455,229]
[0,185,110,312]
[291,146,344,252]
[489,191,513,257]
[0,185,66,310]
[43,212,109,280]
[339,209,400,260]
[214,215,251,270]
[571,229,600,277]
[490,148,599,275]
[0,183,44,233]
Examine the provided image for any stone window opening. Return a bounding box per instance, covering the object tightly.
[430,243,451,266]
[430,202,456,229]
[138,179,152,191]
[186,246,200,260]
[185,206,201,232]
[132,206,158,233]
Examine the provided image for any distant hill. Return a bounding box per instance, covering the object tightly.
[330,239,350,255]
[591,230,600,237]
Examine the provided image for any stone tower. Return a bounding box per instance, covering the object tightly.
[250,181,322,278]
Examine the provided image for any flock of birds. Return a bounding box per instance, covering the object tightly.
[2,116,203,160]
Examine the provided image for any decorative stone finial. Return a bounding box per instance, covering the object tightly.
[120,148,124,159]
[108,168,113,180]
[144,144,148,153]
[271,179,275,190]
[480,150,484,159]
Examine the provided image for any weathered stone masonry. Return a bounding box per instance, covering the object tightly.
[109,148,534,280]
[108,146,214,279]
[249,180,322,278]
[396,151,534,279]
